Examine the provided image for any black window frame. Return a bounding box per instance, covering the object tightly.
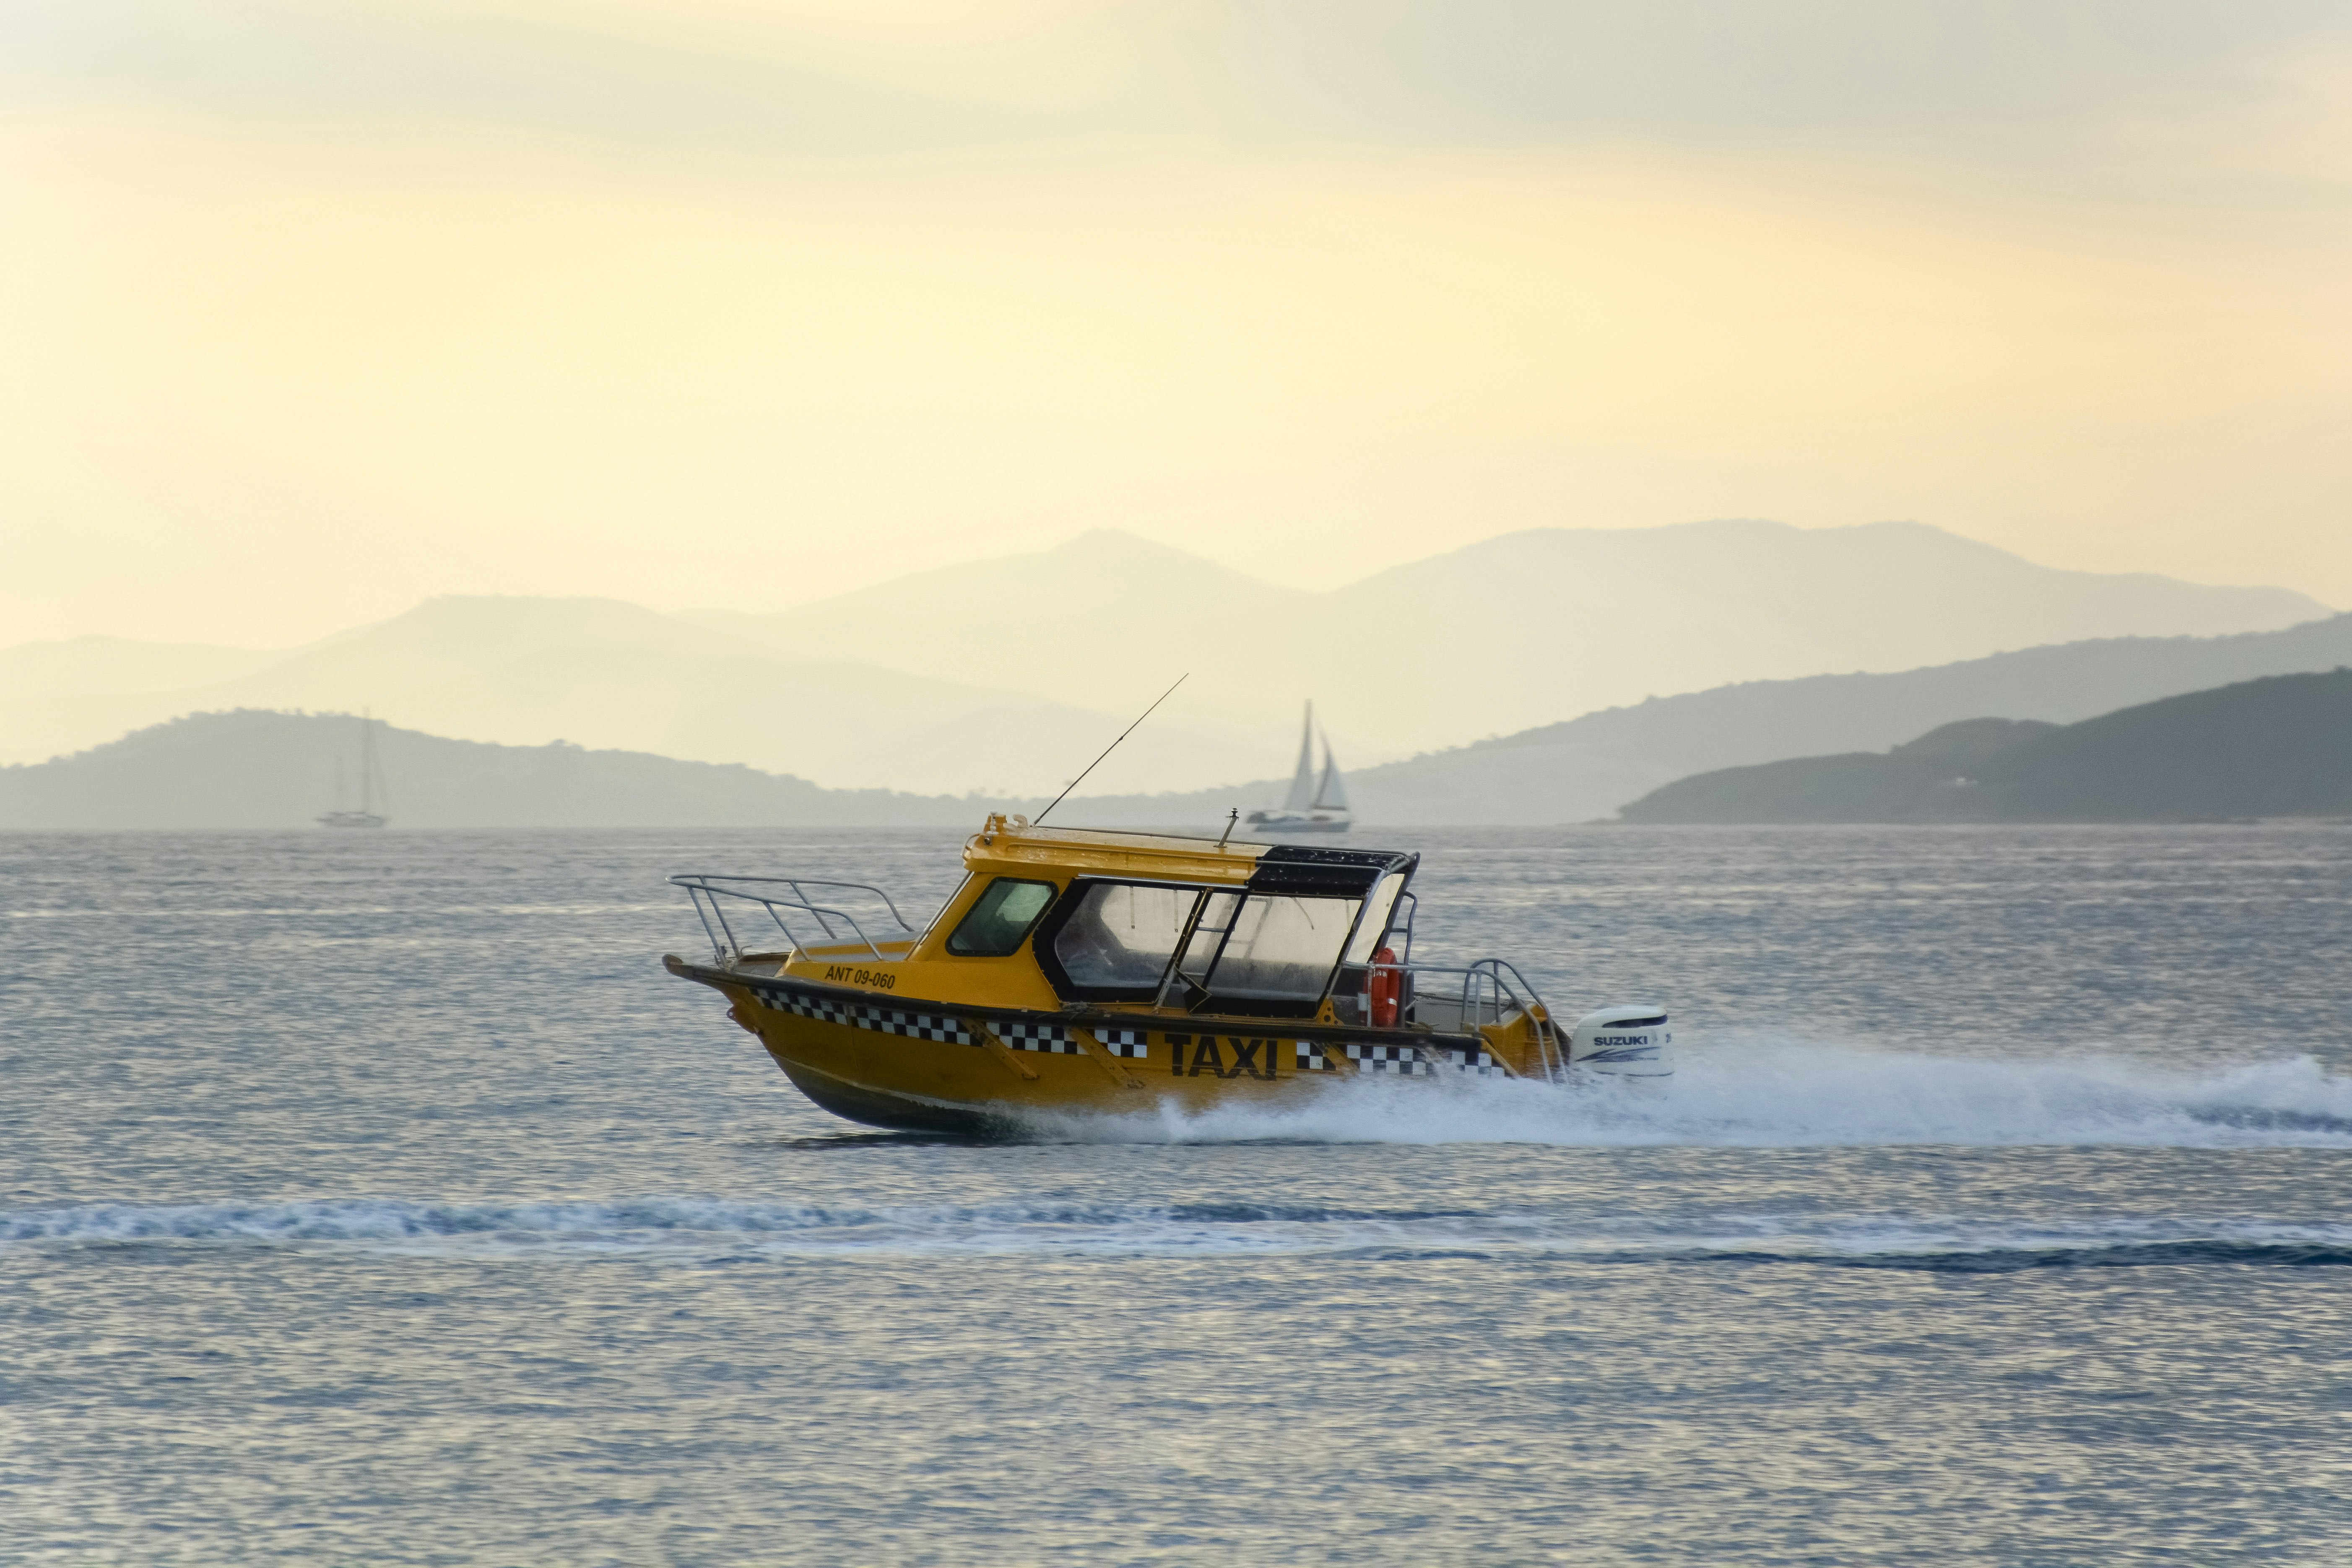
[943,876,1061,958]
[1032,864,1414,1019]
[1169,887,1375,1018]
[1033,877,1214,1003]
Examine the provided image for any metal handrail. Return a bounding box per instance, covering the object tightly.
[670,874,915,964]
[1467,958,1566,1080]
[1399,957,1567,1081]
[671,874,914,931]
[1394,963,1513,1025]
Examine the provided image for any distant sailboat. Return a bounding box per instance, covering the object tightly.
[317,712,390,830]
[1244,701,1351,837]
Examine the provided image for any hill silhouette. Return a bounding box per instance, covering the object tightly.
[0,711,1008,830]
[1051,612,2352,824]
[1617,670,2352,823]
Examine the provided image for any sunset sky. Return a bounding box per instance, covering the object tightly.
[5,1,2349,647]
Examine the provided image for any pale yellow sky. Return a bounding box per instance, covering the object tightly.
[3,1,2349,647]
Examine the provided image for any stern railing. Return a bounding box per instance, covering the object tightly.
[1397,957,1567,1081]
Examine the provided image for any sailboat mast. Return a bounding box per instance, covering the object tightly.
[1284,700,1318,811]
[358,714,376,817]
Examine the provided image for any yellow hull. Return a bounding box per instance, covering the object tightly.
[665,955,1515,1134]
[663,817,1599,1134]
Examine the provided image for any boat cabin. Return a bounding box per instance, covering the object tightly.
[678,817,1419,1027]
[999,837,1408,1023]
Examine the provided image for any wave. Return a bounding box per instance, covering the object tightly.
[8,1197,2351,1270]
[1009,1045,2352,1149]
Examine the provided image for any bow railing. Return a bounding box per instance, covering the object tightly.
[671,874,917,964]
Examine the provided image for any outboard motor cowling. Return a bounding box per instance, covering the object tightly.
[1569,1006,1672,1087]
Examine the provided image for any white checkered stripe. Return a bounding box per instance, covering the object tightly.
[1095,1029,1149,1059]
[1341,1042,1435,1077]
[996,1021,1082,1054]
[755,985,850,1026]
[851,1003,975,1045]
[750,984,974,1043]
[1299,1040,1489,1075]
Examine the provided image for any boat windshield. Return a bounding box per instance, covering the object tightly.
[946,877,1058,957]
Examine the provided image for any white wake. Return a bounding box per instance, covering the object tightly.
[1014,1043,2352,1148]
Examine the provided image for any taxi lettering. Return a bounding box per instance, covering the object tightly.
[1165,1034,1277,1081]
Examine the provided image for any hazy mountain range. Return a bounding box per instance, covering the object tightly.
[692,523,2326,756]
[1,522,2328,800]
[1615,671,2352,823]
[10,613,2352,830]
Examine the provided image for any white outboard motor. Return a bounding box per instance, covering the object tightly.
[1569,1005,1673,1090]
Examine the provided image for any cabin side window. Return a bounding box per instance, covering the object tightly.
[1206,895,1362,1004]
[1051,882,1198,988]
[1038,879,1372,1014]
[945,878,1058,957]
[1342,873,1406,965]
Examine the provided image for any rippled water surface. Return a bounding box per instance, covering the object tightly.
[5,825,2352,1565]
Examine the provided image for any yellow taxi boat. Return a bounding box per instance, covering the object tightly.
[664,815,1668,1134]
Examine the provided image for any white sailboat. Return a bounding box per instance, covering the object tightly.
[317,711,391,830]
[1244,701,1352,836]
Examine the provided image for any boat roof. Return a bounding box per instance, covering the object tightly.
[963,815,1412,893]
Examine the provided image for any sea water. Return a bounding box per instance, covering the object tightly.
[4,826,2350,1565]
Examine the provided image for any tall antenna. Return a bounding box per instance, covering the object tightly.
[1033,674,1188,825]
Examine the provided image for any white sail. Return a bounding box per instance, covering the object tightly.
[1281,700,1318,811]
[1312,733,1349,812]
